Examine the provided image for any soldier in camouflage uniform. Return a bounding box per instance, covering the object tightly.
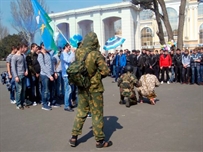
[117,65,138,107]
[137,68,160,105]
[69,32,113,148]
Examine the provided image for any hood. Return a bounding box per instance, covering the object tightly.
[81,32,100,52]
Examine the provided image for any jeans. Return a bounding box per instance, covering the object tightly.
[113,65,116,77]
[40,75,56,106]
[71,85,77,102]
[115,66,124,82]
[132,66,137,77]
[55,72,64,96]
[182,67,190,83]
[63,76,72,109]
[10,77,15,101]
[191,66,200,84]
[169,66,175,82]
[200,65,203,82]
[15,75,26,106]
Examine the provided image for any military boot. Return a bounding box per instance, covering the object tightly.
[125,97,130,108]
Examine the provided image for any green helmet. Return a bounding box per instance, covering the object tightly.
[124,65,133,73]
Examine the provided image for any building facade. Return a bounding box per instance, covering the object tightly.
[140,0,203,50]
[49,0,203,51]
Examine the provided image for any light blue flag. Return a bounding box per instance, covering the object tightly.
[31,0,57,52]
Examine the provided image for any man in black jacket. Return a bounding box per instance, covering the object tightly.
[174,48,183,83]
[26,43,41,105]
[129,50,137,77]
[149,50,158,75]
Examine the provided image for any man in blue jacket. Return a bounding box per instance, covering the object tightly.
[113,50,126,82]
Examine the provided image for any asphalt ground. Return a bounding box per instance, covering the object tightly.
[0,61,202,152]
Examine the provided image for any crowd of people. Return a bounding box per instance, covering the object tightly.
[3,42,78,111]
[2,43,203,111]
[105,48,203,85]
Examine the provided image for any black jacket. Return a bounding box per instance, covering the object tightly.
[129,54,137,67]
[174,54,182,66]
[149,54,158,67]
[26,52,41,76]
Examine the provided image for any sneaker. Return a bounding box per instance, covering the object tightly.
[32,102,37,106]
[42,105,52,111]
[161,81,164,84]
[10,100,16,104]
[167,81,170,84]
[16,105,24,110]
[64,106,74,112]
[51,103,61,108]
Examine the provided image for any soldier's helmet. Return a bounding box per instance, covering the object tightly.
[124,65,133,73]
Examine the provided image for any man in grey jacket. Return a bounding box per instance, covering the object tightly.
[11,44,28,109]
[37,43,59,111]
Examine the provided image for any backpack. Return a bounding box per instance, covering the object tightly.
[67,52,91,89]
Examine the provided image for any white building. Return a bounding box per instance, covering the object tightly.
[49,0,203,51]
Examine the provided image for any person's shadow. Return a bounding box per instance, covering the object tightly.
[77,116,123,144]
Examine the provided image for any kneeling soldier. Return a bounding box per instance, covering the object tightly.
[117,65,138,107]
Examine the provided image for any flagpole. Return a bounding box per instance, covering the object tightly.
[50,20,70,44]
[55,24,70,44]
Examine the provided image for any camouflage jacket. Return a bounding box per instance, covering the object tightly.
[138,74,160,95]
[117,72,138,91]
[76,32,110,93]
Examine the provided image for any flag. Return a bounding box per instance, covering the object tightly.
[31,0,57,52]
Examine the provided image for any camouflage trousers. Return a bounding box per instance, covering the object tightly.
[120,89,137,103]
[137,88,157,100]
[71,91,105,141]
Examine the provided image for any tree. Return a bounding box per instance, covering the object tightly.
[132,0,187,49]
[177,0,187,50]
[0,32,28,59]
[132,0,169,44]
[0,16,9,40]
[10,0,48,44]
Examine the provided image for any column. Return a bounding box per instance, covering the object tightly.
[69,16,77,38]
[93,11,103,51]
[134,11,141,50]
[193,6,198,40]
[121,8,135,51]
[189,7,193,40]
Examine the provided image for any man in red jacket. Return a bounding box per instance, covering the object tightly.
[159,50,172,84]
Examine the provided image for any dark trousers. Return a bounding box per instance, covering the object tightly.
[153,66,159,80]
[161,67,170,82]
[175,65,182,83]
[136,67,142,80]
[182,67,190,83]
[115,66,124,82]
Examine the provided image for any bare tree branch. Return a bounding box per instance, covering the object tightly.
[10,0,48,44]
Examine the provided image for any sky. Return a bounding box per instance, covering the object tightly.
[0,0,122,34]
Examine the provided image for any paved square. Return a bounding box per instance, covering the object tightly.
[0,61,202,151]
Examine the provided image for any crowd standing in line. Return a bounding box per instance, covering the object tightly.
[2,44,203,111]
[106,47,203,86]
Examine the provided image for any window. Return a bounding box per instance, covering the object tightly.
[198,3,203,16]
[166,7,178,36]
[140,9,154,20]
[200,24,203,43]
[141,27,153,46]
